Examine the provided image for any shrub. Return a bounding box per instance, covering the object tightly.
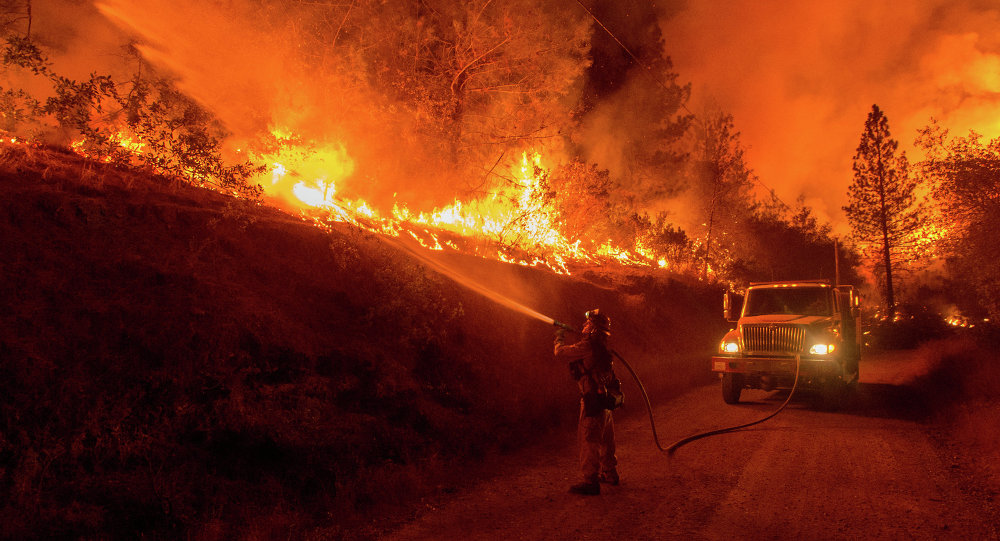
[1,36,264,200]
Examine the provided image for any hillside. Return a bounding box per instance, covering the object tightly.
[0,142,726,539]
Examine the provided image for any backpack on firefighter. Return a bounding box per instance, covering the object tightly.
[565,309,623,416]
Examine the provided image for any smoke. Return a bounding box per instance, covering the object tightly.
[93,0,379,208]
[571,0,694,231]
[96,0,289,137]
[10,0,425,210]
[20,0,128,80]
[85,1,592,210]
[658,0,1000,232]
[0,0,138,143]
[18,0,1000,241]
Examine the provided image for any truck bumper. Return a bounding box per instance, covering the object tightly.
[711,355,846,388]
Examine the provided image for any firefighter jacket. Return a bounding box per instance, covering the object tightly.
[554,332,616,414]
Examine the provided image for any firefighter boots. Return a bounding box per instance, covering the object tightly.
[569,481,600,496]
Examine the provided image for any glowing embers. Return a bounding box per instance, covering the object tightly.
[70,130,147,164]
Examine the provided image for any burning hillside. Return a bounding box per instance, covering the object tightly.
[68,125,672,275]
[5,1,1000,312]
[2,1,728,280]
[0,140,725,538]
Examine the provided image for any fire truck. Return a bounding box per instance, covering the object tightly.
[711,280,862,404]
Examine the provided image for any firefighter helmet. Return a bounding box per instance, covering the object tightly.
[584,309,611,337]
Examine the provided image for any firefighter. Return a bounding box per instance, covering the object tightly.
[554,309,622,496]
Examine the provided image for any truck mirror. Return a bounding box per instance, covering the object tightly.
[724,292,743,322]
[835,287,861,318]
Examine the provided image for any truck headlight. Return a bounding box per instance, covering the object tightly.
[809,343,836,355]
[721,341,740,353]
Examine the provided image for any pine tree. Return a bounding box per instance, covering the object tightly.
[843,104,924,316]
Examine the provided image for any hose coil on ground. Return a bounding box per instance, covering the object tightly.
[611,350,802,455]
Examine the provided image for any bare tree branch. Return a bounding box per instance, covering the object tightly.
[450,35,510,95]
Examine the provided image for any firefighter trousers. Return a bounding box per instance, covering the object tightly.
[578,403,617,483]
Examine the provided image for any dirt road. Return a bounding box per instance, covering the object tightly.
[384,353,999,540]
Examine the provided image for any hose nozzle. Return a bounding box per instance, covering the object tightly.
[553,320,577,333]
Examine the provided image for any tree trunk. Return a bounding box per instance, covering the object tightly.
[703,209,714,280]
[876,153,895,316]
[882,221,894,315]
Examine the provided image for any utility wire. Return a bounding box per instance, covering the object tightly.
[572,0,692,117]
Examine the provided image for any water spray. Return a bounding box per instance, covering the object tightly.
[384,234,796,457]
[387,234,690,456]
[382,234,673,450]
[382,234,559,325]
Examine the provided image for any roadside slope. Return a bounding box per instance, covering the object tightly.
[0,143,725,538]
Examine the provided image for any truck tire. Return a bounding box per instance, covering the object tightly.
[722,373,743,404]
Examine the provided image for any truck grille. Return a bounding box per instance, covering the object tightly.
[741,324,804,355]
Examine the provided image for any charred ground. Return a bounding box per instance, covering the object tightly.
[0,143,726,538]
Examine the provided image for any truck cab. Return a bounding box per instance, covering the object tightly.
[711,280,861,404]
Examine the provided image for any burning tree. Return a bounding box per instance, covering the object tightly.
[3,1,843,284]
[917,123,1000,320]
[844,104,925,316]
[293,0,593,197]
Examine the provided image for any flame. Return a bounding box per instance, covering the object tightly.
[14,0,733,278]
[250,127,355,210]
[247,140,619,274]
[41,125,711,276]
[68,131,146,162]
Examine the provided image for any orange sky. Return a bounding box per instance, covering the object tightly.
[660,1,1000,233]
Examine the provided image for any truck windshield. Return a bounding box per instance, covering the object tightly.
[743,287,831,317]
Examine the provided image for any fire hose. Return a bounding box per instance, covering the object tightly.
[388,229,803,455]
[659,354,801,455]
[553,320,802,455]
